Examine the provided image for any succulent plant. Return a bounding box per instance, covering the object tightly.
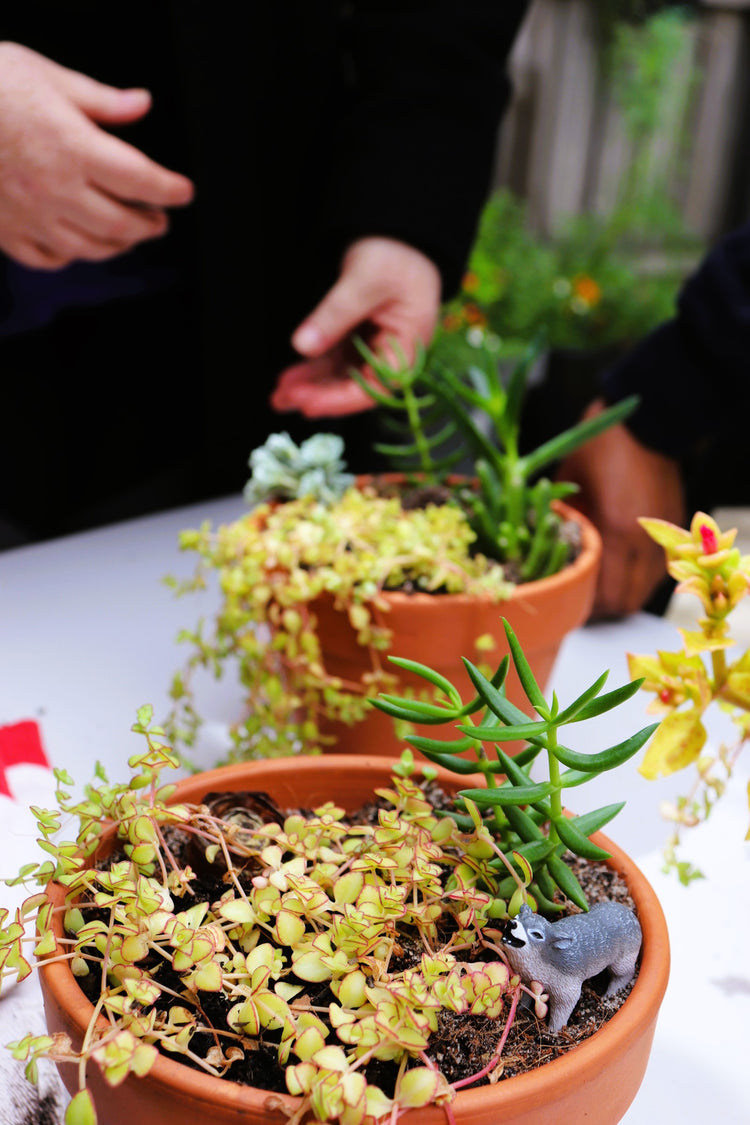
[167,486,513,761]
[243,431,354,506]
[351,335,637,580]
[374,618,657,912]
[2,621,658,1124]
[628,511,750,882]
[168,327,637,764]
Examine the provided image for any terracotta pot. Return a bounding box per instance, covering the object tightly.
[316,498,601,755]
[40,756,669,1125]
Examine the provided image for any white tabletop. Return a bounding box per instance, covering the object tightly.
[0,495,748,1122]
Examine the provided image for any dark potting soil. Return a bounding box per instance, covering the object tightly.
[78,788,637,1097]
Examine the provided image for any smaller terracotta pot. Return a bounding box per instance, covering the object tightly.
[39,756,668,1125]
[316,499,601,755]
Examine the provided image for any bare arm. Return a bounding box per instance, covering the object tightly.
[557,401,686,620]
[0,42,194,269]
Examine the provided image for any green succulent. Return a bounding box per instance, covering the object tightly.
[2,654,657,1125]
[243,431,354,506]
[167,487,513,761]
[351,335,637,580]
[3,613,660,1125]
[374,618,658,912]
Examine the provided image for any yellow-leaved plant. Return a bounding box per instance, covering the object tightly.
[629,512,750,882]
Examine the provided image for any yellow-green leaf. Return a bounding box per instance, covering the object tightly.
[627,653,664,685]
[275,910,306,947]
[398,1067,442,1108]
[65,1089,97,1125]
[638,517,689,552]
[639,710,707,779]
[725,671,750,708]
[678,629,732,656]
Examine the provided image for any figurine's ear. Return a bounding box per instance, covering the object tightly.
[550,932,575,950]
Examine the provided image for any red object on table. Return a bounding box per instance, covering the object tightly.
[0,720,49,797]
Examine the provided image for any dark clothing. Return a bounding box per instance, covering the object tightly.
[601,224,750,461]
[0,2,528,545]
[599,222,750,528]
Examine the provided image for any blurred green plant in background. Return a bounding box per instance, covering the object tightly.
[440,7,704,366]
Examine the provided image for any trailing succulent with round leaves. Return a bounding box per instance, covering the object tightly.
[167,483,513,761]
[374,619,658,912]
[1,625,658,1125]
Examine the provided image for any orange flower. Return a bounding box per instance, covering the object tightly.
[571,275,602,307]
[463,304,487,327]
[462,271,480,293]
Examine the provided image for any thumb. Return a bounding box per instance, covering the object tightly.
[291,272,376,357]
[55,62,153,124]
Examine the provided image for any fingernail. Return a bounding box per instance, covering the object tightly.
[122,87,152,108]
[292,324,324,354]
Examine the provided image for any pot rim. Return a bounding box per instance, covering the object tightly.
[353,493,602,607]
[39,755,669,1120]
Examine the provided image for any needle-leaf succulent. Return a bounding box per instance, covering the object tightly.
[374,618,658,911]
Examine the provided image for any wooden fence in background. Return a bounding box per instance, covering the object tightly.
[494,0,750,242]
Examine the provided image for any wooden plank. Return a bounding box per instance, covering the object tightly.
[494,1,750,238]
[683,11,749,236]
[526,0,600,231]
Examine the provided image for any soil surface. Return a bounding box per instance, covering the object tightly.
[80,786,637,1097]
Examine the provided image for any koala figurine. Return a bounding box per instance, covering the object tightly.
[502,901,642,1033]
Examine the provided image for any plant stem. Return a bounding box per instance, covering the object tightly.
[711,647,728,694]
[547,726,563,842]
[451,981,522,1090]
[501,459,525,559]
[403,383,433,475]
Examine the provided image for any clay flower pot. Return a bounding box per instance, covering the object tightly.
[40,756,669,1125]
[317,499,602,755]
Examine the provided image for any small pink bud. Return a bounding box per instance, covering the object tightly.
[700,524,718,554]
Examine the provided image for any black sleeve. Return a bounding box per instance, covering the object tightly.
[319,0,530,298]
[600,224,750,459]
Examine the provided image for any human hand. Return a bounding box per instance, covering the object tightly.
[557,399,686,620]
[0,42,194,269]
[270,236,442,417]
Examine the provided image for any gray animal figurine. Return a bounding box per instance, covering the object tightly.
[502,901,642,1033]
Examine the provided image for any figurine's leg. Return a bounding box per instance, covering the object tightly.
[603,957,637,997]
[545,984,580,1033]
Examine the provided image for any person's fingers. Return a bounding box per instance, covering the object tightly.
[88,131,194,208]
[270,363,316,408]
[50,55,154,125]
[282,239,441,416]
[300,380,376,417]
[52,217,148,261]
[13,238,71,271]
[65,185,169,243]
[291,270,378,357]
[270,357,376,417]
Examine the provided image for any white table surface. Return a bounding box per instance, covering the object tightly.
[1,495,748,1122]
